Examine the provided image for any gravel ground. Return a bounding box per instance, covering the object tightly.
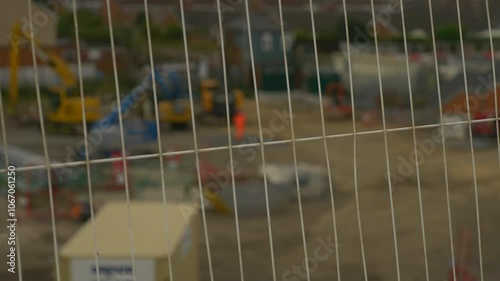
[1,94,499,281]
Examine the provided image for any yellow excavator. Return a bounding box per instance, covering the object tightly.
[153,64,244,127]
[200,78,244,123]
[9,23,101,133]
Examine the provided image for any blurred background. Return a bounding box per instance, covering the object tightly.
[1,0,500,280]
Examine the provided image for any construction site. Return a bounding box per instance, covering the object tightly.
[1,0,500,281]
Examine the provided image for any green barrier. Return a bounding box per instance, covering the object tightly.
[307,72,341,94]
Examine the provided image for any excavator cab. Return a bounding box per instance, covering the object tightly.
[46,88,101,130]
[154,68,192,127]
[200,78,218,114]
[49,88,62,113]
[200,77,244,118]
[9,23,102,133]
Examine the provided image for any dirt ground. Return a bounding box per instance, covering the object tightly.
[1,93,499,281]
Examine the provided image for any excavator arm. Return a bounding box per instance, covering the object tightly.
[10,23,76,92]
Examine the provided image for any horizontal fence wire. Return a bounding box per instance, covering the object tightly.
[1,117,498,173]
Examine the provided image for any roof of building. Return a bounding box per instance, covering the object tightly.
[225,12,283,31]
[60,201,199,258]
[72,0,500,33]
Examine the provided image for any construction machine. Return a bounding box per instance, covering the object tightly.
[153,69,192,128]
[441,87,500,140]
[200,77,245,124]
[74,67,190,159]
[9,23,101,133]
[154,63,244,126]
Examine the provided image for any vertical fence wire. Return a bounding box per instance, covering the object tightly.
[26,1,62,280]
[214,0,246,280]
[243,2,278,281]
[277,1,311,281]
[308,1,342,281]
[71,0,101,279]
[455,1,484,280]
[398,1,430,281]
[369,0,401,280]
[427,0,457,280]
[0,82,24,281]
[483,0,500,168]
[104,0,138,279]
[141,1,176,281]
[340,0,369,280]
[178,0,216,280]
[213,0,245,281]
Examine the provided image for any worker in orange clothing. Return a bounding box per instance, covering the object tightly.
[70,203,82,221]
[233,110,246,141]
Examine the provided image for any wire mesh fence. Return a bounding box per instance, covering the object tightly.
[1,0,500,280]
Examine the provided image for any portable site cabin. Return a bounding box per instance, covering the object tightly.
[59,201,200,281]
[331,52,436,110]
[223,12,295,91]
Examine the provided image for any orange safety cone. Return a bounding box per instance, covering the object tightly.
[233,111,246,141]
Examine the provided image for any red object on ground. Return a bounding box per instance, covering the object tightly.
[483,51,493,60]
[111,151,128,190]
[324,82,352,119]
[447,265,476,281]
[70,203,82,220]
[473,111,495,136]
[410,53,421,61]
[165,147,182,168]
[197,161,222,184]
[233,111,246,141]
[437,51,448,60]
[447,229,475,281]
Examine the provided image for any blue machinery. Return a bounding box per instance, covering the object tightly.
[76,68,184,159]
[91,68,181,131]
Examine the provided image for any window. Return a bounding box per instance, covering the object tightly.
[260,32,273,53]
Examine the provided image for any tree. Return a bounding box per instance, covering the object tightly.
[294,28,312,41]
[134,12,182,42]
[135,11,147,27]
[435,25,464,41]
[335,16,372,43]
[57,9,110,43]
[164,23,183,41]
[317,29,336,41]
